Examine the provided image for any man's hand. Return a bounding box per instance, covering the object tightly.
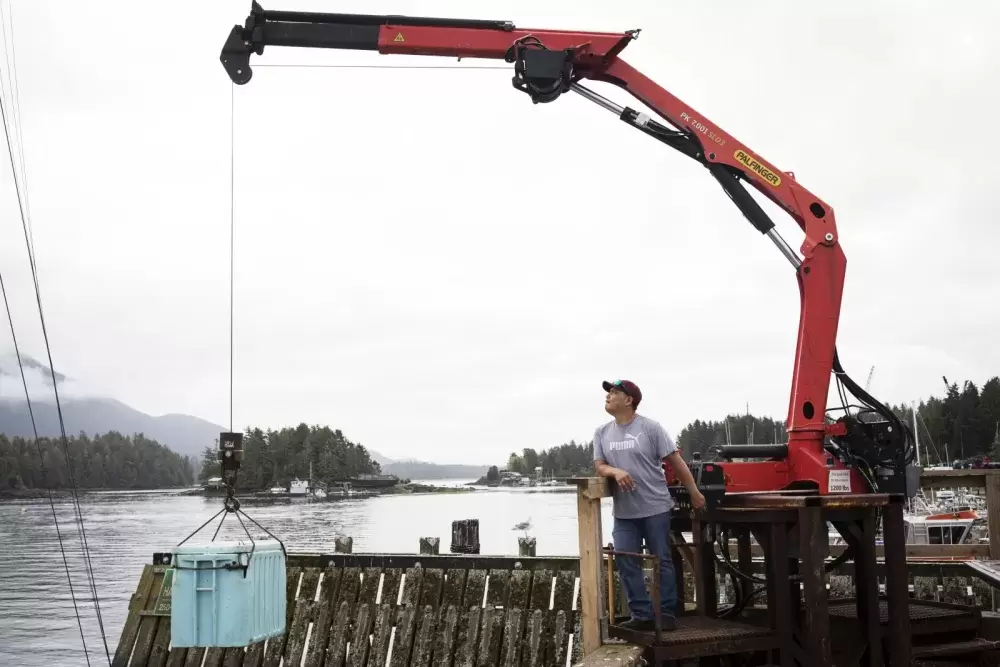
[664,451,708,512]
[690,489,706,511]
[613,468,636,492]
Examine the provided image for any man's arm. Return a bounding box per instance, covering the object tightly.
[593,429,635,491]
[663,450,705,509]
[655,422,706,510]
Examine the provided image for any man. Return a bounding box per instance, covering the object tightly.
[593,378,705,631]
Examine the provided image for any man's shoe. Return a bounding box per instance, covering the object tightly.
[618,616,677,632]
[619,617,655,632]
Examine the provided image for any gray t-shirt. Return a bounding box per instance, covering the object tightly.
[593,414,678,519]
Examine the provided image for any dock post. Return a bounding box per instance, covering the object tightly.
[420,537,440,555]
[572,476,610,656]
[518,537,537,557]
[450,519,480,554]
[335,536,353,553]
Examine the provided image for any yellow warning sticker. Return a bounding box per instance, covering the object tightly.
[394,32,405,42]
[734,149,782,188]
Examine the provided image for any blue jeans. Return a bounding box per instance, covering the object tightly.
[612,511,677,621]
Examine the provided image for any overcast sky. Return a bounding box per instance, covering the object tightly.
[0,0,995,465]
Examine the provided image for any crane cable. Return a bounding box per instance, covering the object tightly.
[0,1,110,663]
[230,81,234,432]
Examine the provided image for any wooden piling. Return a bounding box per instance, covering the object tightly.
[450,519,480,554]
[519,537,537,557]
[420,537,440,555]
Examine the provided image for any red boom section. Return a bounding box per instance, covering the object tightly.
[378,22,853,493]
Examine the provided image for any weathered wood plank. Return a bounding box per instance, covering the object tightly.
[389,605,419,667]
[499,607,524,667]
[222,647,245,667]
[380,568,404,606]
[283,598,312,665]
[463,570,488,608]
[400,568,425,608]
[315,565,363,666]
[570,612,582,665]
[521,609,544,667]
[115,565,158,667]
[528,571,553,611]
[262,566,302,666]
[338,566,363,614]
[285,568,323,667]
[347,602,375,667]
[454,606,482,667]
[477,605,505,667]
[146,616,172,667]
[202,647,226,667]
[410,605,439,667]
[356,567,383,616]
[243,642,265,667]
[440,570,467,610]
[486,570,511,609]
[181,647,205,667]
[551,571,576,611]
[164,646,189,667]
[305,565,345,667]
[130,567,168,665]
[324,599,353,667]
[507,570,532,610]
[365,604,395,667]
[431,605,460,667]
[300,567,324,602]
[548,611,569,667]
[419,569,445,609]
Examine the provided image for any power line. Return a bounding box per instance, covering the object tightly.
[0,273,91,666]
[0,57,111,667]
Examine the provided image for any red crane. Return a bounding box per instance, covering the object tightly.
[221,2,917,500]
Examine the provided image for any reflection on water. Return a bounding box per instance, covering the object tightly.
[0,483,613,666]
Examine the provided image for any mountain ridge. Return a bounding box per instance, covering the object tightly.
[0,354,487,477]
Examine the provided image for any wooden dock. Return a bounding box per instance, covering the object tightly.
[114,551,586,667]
[113,468,1000,667]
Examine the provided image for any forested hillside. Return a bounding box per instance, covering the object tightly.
[197,423,382,490]
[0,431,196,490]
[503,440,594,477]
[500,375,1000,474]
[675,376,1000,464]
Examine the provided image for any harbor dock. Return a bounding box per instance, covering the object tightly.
[114,469,1000,666]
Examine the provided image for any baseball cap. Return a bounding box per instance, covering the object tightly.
[602,379,642,407]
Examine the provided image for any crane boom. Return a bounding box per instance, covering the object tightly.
[220,2,917,498]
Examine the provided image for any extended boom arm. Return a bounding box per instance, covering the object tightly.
[221,2,916,497]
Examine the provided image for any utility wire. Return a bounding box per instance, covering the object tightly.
[0,0,32,255]
[0,272,91,666]
[0,71,111,666]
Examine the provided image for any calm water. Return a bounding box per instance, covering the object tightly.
[0,482,614,667]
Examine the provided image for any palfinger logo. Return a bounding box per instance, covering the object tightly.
[734,149,782,188]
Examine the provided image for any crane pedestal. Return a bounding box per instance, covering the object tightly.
[607,493,912,666]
